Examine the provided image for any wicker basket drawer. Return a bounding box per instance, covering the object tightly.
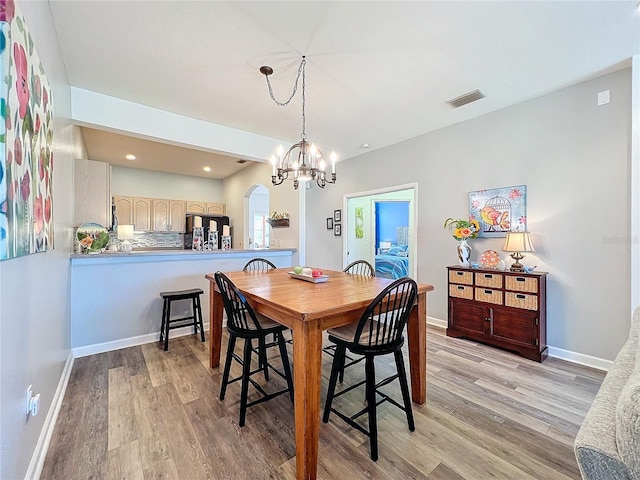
[505,275,538,293]
[475,272,503,289]
[449,284,473,300]
[475,288,503,305]
[449,270,473,285]
[505,292,538,311]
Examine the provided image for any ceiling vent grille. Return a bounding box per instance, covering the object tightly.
[447,89,485,108]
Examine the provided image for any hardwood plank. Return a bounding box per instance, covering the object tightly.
[41,326,601,480]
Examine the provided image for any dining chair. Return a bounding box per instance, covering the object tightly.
[215,271,294,427]
[322,259,376,379]
[242,257,289,364]
[322,277,418,461]
[242,257,277,271]
[343,259,376,277]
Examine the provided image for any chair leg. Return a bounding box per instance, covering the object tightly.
[323,344,346,423]
[394,350,415,431]
[219,334,237,400]
[160,298,168,345]
[365,356,379,461]
[163,299,171,351]
[277,332,294,403]
[239,338,253,427]
[259,337,269,381]
[194,295,205,342]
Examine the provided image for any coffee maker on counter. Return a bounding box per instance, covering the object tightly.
[184,214,230,250]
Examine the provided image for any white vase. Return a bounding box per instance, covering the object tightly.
[457,239,471,267]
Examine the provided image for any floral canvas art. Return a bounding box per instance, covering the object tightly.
[0,0,54,260]
[468,185,526,238]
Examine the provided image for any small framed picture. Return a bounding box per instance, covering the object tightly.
[334,209,341,222]
[326,217,333,230]
[334,224,341,236]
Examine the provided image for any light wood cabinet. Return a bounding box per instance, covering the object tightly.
[206,202,225,215]
[152,199,186,232]
[446,266,547,362]
[74,159,110,227]
[133,197,152,231]
[113,195,133,226]
[186,201,206,214]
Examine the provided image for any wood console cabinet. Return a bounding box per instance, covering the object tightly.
[446,266,548,362]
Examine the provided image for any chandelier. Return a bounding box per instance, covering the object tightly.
[260,56,337,189]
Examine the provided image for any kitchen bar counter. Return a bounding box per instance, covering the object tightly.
[70,248,296,357]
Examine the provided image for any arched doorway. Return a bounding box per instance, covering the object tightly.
[244,184,270,249]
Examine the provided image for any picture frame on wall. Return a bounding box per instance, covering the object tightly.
[326,217,333,230]
[334,224,341,236]
[469,184,527,238]
[334,209,341,222]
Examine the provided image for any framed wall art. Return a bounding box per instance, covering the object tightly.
[334,223,341,236]
[468,185,527,238]
[334,209,341,222]
[1,2,55,260]
[326,217,333,230]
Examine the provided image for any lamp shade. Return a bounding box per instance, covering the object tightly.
[502,232,535,252]
[117,224,135,240]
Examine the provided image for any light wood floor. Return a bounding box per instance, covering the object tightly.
[41,325,603,479]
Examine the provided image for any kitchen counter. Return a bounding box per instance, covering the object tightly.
[70,248,296,264]
[70,247,297,356]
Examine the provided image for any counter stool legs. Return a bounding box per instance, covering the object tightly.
[159,288,205,351]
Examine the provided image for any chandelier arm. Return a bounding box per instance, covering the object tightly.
[264,58,306,108]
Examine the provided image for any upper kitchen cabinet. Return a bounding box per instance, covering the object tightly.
[206,203,226,215]
[114,195,152,230]
[186,201,206,214]
[114,195,133,226]
[152,199,186,232]
[74,159,110,227]
[133,197,152,231]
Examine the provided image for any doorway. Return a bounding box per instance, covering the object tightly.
[244,184,269,249]
[344,183,417,279]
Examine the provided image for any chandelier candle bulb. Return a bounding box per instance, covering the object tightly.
[331,151,336,174]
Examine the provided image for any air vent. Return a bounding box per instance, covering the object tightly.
[447,89,485,108]
[236,159,247,164]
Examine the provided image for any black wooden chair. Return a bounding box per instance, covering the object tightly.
[159,288,204,351]
[243,257,277,271]
[242,257,288,363]
[322,277,418,461]
[343,259,376,277]
[215,271,293,427]
[322,259,376,378]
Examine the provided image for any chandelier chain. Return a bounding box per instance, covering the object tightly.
[264,57,307,140]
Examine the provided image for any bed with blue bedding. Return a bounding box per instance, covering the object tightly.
[375,245,409,279]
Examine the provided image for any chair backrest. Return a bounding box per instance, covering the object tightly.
[243,258,277,271]
[343,259,375,277]
[352,277,417,350]
[214,271,262,334]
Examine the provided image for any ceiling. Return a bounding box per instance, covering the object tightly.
[48,1,639,179]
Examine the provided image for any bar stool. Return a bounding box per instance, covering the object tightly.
[159,288,205,351]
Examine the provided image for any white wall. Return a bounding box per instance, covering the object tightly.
[111,165,223,202]
[0,2,79,478]
[306,68,633,364]
[223,162,300,262]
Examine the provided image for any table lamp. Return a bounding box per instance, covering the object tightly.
[117,224,135,253]
[502,231,535,272]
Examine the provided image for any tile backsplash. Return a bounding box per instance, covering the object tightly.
[110,231,183,249]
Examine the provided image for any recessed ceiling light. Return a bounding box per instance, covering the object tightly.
[125,154,136,160]
[203,166,211,172]
[360,143,371,149]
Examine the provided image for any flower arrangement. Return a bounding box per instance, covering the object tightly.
[443,217,480,241]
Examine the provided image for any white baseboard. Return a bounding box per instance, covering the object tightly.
[547,346,612,371]
[25,351,74,480]
[72,322,210,358]
[427,316,611,371]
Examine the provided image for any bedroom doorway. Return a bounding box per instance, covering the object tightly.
[343,183,417,279]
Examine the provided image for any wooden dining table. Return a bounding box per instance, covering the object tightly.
[205,268,434,480]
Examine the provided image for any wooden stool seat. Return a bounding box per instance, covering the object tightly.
[159,288,205,351]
